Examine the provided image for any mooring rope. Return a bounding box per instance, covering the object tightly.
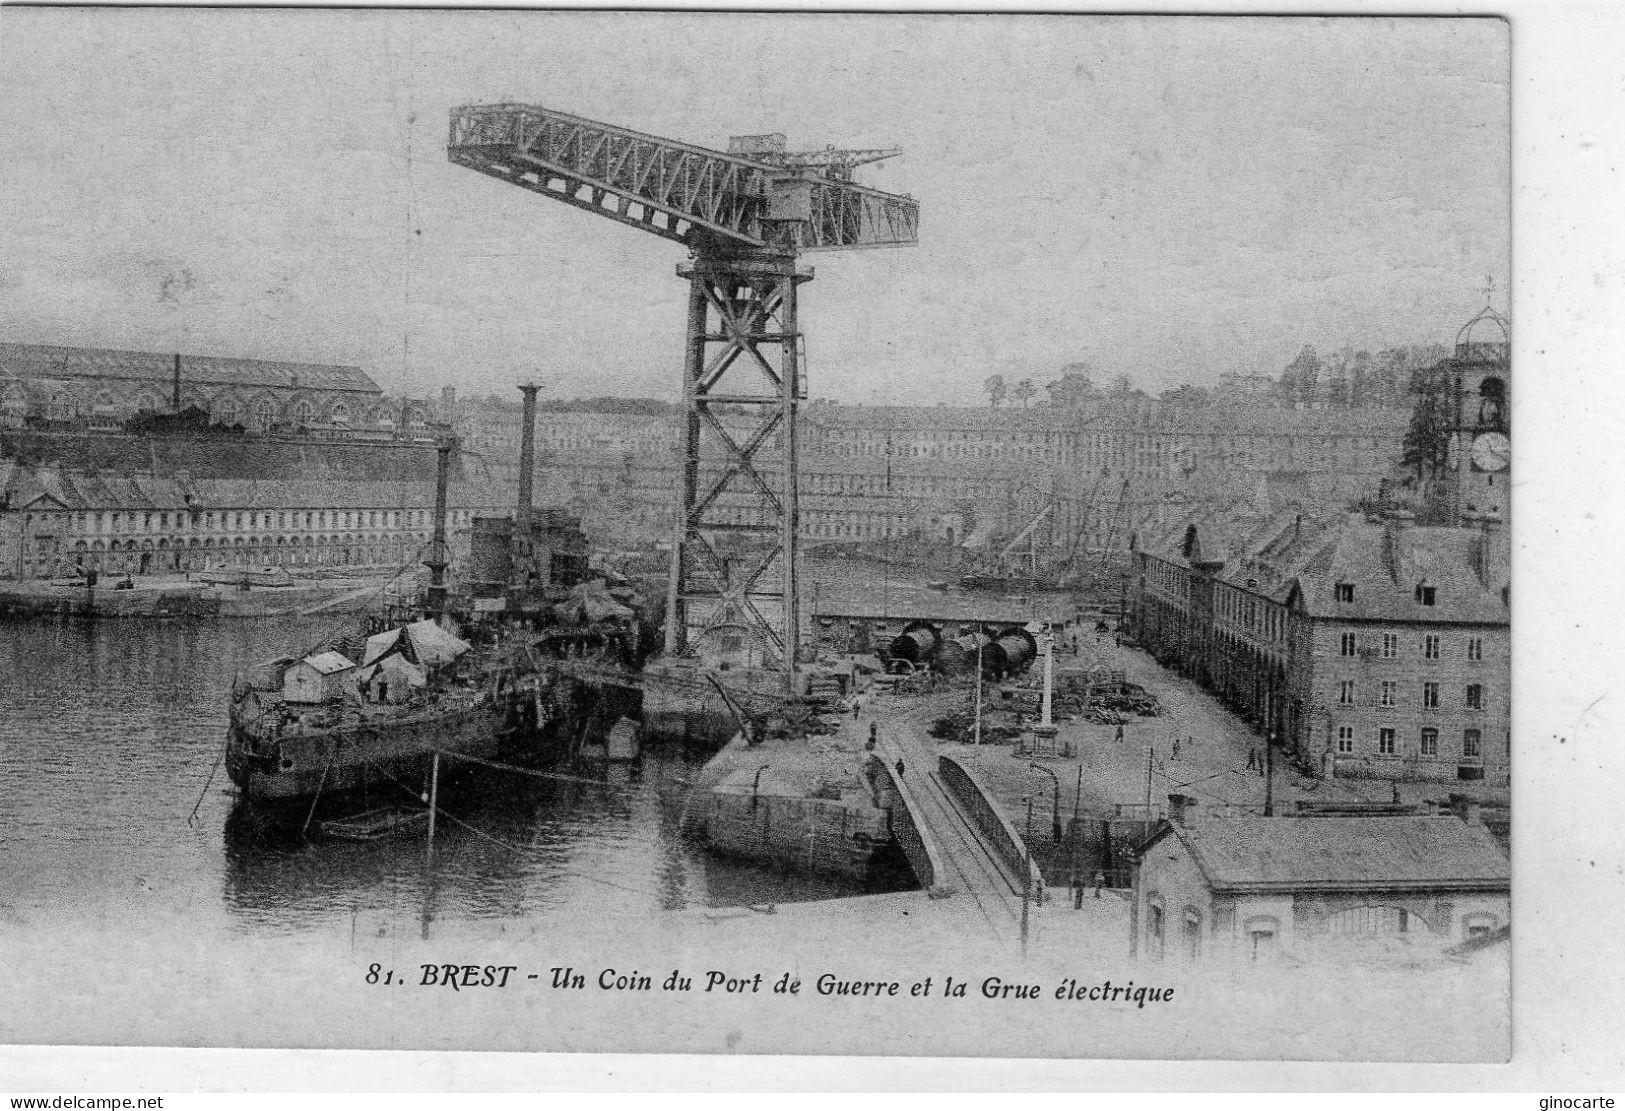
[432,748,616,788]
[300,756,334,840]
[187,743,226,826]
[364,760,667,902]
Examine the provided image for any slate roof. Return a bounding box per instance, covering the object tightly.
[0,464,504,513]
[1138,506,1509,626]
[1151,816,1509,894]
[0,342,380,396]
[300,651,356,675]
[1291,517,1508,624]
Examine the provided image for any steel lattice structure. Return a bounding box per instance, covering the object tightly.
[448,102,918,689]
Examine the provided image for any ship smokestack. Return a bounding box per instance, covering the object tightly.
[172,353,182,412]
[515,383,539,579]
[426,438,453,617]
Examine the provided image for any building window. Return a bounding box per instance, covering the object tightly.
[1337,726,1354,754]
[1378,728,1396,755]
[1415,584,1436,606]
[1381,681,1397,707]
[1381,633,1399,659]
[1339,632,1357,657]
[1465,684,1483,710]
[1335,582,1354,603]
[1421,728,1438,757]
[1467,636,1484,661]
[1183,909,1202,962]
[1424,635,1440,660]
[1339,680,1356,706]
[1463,729,1482,759]
[1244,916,1279,961]
[1147,903,1165,960]
[1423,682,1439,710]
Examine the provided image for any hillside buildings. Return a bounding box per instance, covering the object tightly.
[449,392,1409,554]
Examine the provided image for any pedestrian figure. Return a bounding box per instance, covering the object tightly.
[852,698,861,720]
[1093,870,1106,898]
[1246,747,1257,771]
[1114,723,1124,744]
[1172,737,1180,759]
[895,758,905,778]
[868,722,878,746]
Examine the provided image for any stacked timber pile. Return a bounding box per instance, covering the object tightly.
[928,711,1023,746]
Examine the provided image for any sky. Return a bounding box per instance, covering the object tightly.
[0,11,1508,406]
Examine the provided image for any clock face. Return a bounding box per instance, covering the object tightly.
[1471,431,1511,472]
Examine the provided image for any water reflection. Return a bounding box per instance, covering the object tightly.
[0,612,906,945]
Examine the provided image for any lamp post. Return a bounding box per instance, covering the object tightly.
[972,630,984,768]
[1264,730,1276,817]
[1040,623,1055,728]
[752,763,772,813]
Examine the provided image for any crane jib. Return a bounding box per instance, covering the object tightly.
[447,103,918,253]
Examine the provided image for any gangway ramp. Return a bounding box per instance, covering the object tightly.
[874,722,1045,942]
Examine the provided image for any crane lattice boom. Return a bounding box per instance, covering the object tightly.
[448,101,919,691]
[449,103,918,253]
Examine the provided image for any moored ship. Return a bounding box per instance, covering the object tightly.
[224,611,553,802]
[223,385,647,805]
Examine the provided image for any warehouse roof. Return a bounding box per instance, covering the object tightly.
[1146,815,1509,894]
[0,342,381,396]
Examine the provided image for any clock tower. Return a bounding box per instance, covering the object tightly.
[1441,306,1510,525]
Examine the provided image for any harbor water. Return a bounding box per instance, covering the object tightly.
[0,615,885,950]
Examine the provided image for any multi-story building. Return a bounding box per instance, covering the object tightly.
[449,390,1410,553]
[1128,312,1511,788]
[0,462,511,578]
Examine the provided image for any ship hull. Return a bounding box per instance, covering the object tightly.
[226,702,527,803]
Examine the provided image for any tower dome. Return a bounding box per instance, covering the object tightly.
[1454,305,1510,362]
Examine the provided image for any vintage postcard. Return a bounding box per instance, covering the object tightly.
[0,9,1511,1066]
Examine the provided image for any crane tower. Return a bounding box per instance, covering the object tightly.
[448,103,919,691]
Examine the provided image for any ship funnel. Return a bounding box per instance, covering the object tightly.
[426,439,453,617]
[516,383,539,537]
[514,383,540,582]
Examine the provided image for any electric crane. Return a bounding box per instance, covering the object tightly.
[448,103,919,692]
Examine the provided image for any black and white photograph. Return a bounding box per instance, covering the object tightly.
[0,4,1555,1080]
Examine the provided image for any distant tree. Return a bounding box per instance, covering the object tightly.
[1349,350,1372,408]
[1401,357,1453,480]
[1046,365,1097,409]
[983,374,1007,409]
[1013,378,1036,408]
[1160,384,1211,409]
[1374,349,1408,408]
[1278,345,1322,409]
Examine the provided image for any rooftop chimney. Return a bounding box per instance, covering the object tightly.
[1167,793,1197,826]
[172,353,182,412]
[514,383,540,579]
[1449,793,1483,827]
